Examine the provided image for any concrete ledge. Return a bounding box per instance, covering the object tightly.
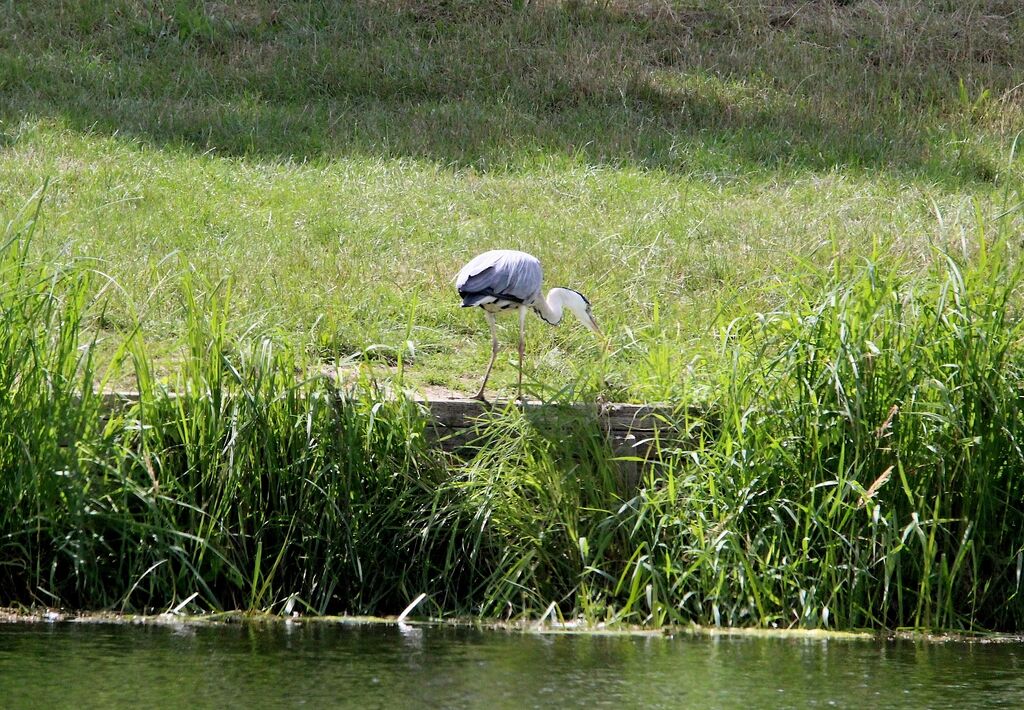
[94,391,710,485]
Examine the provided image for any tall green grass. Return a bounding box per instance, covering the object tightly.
[596,230,1024,630]
[111,285,443,615]
[0,187,106,608]
[0,194,444,614]
[3,197,1024,632]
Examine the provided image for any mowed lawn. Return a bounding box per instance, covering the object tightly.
[1,1,1022,400]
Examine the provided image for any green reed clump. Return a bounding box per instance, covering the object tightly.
[411,402,633,619]
[0,203,445,612]
[88,290,444,614]
[0,189,108,607]
[597,234,1024,630]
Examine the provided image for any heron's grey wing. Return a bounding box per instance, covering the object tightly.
[457,251,542,305]
[497,252,543,302]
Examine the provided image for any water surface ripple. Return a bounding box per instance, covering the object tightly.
[1,622,1021,708]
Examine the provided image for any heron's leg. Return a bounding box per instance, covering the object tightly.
[517,306,527,403]
[473,311,499,403]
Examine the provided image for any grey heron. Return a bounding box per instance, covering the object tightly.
[456,249,601,403]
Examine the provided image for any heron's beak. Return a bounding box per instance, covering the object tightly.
[588,315,608,351]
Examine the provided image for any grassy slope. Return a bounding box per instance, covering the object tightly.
[1,0,1022,399]
[4,1,1024,628]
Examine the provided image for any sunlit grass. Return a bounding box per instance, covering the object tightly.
[2,1,1023,398]
[3,1,1024,631]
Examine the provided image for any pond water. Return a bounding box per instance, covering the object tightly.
[1,621,1022,708]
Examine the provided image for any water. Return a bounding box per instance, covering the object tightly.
[1,621,1022,709]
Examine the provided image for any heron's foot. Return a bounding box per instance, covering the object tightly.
[471,391,490,405]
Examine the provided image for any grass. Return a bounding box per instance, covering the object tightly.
[2,1,1024,631]
[1,199,443,613]
[1,0,1022,399]
[3,194,1024,631]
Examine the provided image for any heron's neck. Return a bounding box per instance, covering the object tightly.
[535,289,569,326]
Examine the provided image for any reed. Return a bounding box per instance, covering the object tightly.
[1,198,444,613]
[0,186,106,608]
[576,220,1024,630]
[2,194,1024,632]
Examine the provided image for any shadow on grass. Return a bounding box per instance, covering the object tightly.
[1,0,1017,182]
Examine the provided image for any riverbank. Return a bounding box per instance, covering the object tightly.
[3,1,1024,634]
[4,207,1024,632]
[10,606,1024,648]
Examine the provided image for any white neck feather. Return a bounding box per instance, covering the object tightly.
[534,288,574,326]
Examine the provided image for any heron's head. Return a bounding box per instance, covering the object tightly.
[558,288,601,337]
